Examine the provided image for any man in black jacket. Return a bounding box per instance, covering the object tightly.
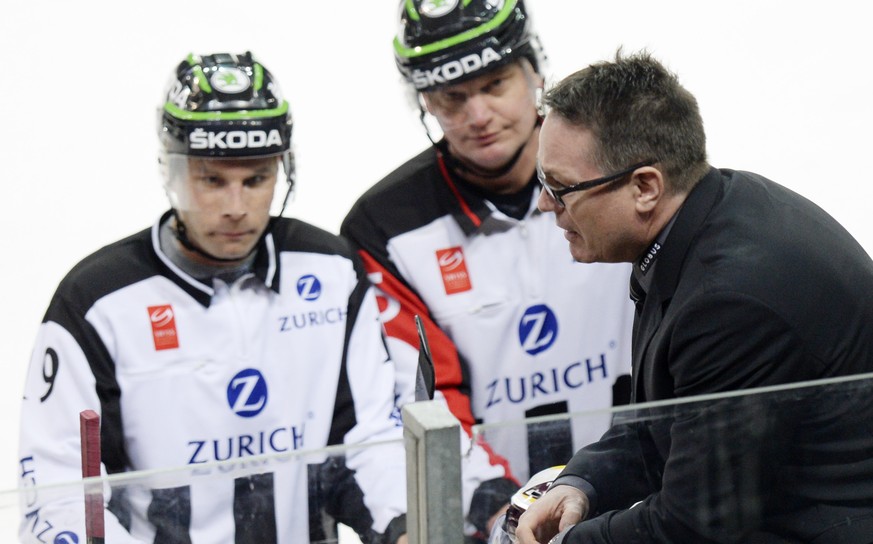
[515,50,873,543]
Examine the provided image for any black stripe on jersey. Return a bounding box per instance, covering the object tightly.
[312,456,379,543]
[342,149,451,248]
[307,463,339,542]
[319,256,395,541]
[234,473,278,544]
[340,149,457,307]
[269,216,356,261]
[48,228,166,321]
[273,216,366,448]
[326,252,369,446]
[524,401,573,477]
[43,227,164,475]
[147,486,192,544]
[341,147,493,303]
[341,147,489,271]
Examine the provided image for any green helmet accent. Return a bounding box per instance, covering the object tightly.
[394,0,545,92]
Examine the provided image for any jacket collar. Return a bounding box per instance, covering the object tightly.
[648,167,723,305]
[631,167,724,401]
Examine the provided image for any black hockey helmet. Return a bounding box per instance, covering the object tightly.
[394,0,545,92]
[158,51,294,186]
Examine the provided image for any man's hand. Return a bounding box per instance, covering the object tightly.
[514,485,588,544]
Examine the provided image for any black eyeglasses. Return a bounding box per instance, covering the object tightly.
[537,159,657,207]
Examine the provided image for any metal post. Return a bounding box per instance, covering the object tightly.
[403,401,463,544]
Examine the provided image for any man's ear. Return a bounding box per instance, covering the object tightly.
[633,166,664,214]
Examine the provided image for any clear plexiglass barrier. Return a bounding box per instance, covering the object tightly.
[5,373,873,543]
[472,372,873,541]
[12,438,407,544]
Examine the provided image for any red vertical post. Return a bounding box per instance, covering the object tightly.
[80,409,105,544]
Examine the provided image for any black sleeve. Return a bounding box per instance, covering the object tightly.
[312,457,406,544]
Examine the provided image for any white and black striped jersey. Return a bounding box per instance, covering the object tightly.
[18,211,406,544]
[341,148,635,534]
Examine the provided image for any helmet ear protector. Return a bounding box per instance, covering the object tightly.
[157,51,295,191]
[393,0,547,93]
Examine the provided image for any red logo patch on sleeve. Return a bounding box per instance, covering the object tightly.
[436,247,472,295]
[148,305,180,350]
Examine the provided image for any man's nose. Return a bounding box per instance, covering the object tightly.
[464,94,493,126]
[223,184,248,218]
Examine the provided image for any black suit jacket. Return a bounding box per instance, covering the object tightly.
[561,169,873,543]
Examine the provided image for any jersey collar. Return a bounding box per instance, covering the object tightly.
[151,210,281,307]
[436,152,541,236]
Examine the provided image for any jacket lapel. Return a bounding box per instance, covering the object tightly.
[631,168,724,401]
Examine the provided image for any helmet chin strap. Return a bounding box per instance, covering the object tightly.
[171,210,250,264]
[420,107,542,180]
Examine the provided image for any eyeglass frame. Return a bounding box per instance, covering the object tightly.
[537,159,658,207]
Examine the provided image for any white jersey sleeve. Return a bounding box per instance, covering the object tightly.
[19,319,144,543]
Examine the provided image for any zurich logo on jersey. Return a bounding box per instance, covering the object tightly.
[227,369,268,418]
[518,304,558,355]
[296,274,322,301]
[54,532,79,544]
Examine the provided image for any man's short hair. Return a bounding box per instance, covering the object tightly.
[543,49,708,193]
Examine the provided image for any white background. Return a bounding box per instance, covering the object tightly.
[2,0,871,501]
